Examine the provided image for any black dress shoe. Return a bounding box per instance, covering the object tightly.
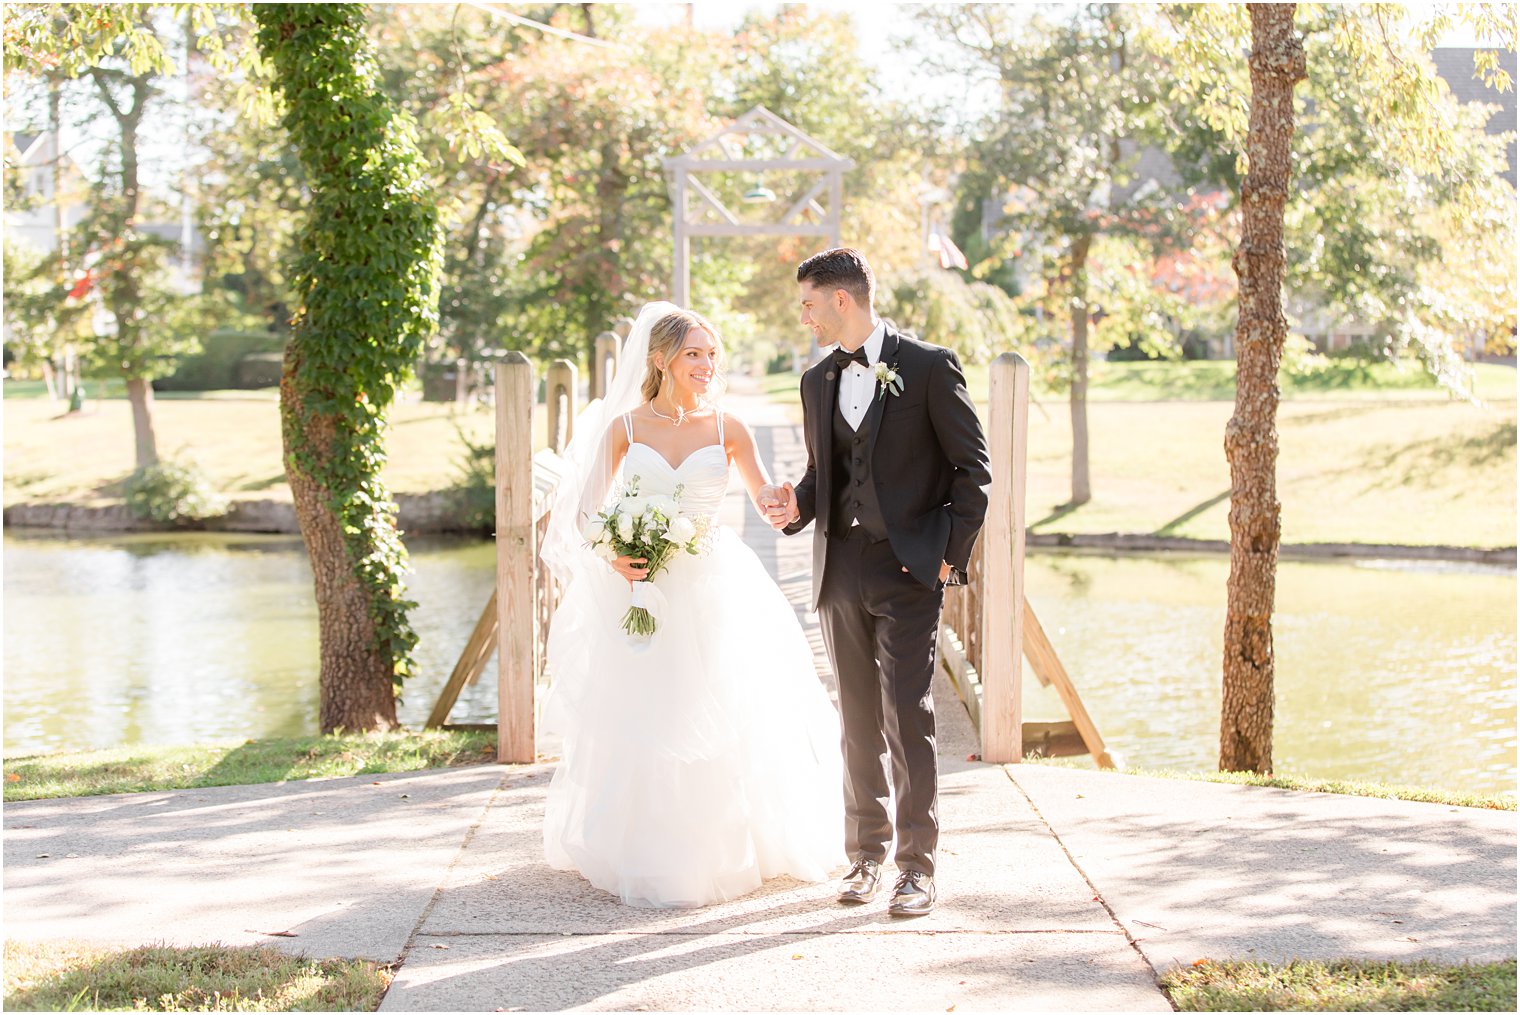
[888,870,935,916]
[837,858,882,904]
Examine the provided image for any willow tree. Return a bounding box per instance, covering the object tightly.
[253,4,444,731]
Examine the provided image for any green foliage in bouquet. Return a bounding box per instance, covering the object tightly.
[584,478,710,638]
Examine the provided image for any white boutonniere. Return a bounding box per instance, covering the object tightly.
[874,361,903,400]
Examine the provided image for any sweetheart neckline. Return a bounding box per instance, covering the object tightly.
[627,441,727,473]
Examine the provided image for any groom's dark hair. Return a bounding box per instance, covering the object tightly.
[797,247,875,309]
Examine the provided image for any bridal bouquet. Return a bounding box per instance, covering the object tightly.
[583,477,711,638]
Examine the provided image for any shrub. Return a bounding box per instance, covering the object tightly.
[124,457,228,524]
[153,330,287,391]
[448,424,495,534]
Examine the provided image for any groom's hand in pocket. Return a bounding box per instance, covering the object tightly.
[901,560,955,584]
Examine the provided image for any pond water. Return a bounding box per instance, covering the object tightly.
[3,530,1514,797]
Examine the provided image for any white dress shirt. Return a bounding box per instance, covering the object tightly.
[837,320,886,431]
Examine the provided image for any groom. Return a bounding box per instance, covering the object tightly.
[766,248,990,916]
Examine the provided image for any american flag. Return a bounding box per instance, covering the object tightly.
[927,231,969,271]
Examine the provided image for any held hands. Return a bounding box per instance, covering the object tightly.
[759,482,799,530]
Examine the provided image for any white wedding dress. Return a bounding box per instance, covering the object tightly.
[541,411,846,908]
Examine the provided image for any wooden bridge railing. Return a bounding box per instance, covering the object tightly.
[431,349,1112,769]
[427,354,567,762]
[938,352,1114,768]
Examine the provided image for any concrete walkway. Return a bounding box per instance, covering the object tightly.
[5,390,1515,1011]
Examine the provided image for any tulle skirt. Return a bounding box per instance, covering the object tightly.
[542,526,846,908]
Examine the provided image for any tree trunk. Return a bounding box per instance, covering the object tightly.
[254,3,442,733]
[1068,232,1092,507]
[124,377,159,468]
[92,69,159,465]
[280,353,400,733]
[48,76,68,262]
[1220,3,1305,774]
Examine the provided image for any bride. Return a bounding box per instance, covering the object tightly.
[539,301,846,909]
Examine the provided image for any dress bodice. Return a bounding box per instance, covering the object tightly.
[620,442,730,517]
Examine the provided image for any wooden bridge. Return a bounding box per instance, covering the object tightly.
[426,353,1112,771]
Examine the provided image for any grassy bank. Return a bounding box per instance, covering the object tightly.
[2,939,389,1012]
[2,729,498,802]
[1018,757,1516,810]
[1162,958,1518,1012]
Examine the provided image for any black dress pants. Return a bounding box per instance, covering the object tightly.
[817,525,944,877]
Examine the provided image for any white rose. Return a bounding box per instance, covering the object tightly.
[666,515,697,544]
[616,513,634,542]
[646,494,677,517]
[594,542,618,561]
[621,495,647,516]
[581,518,605,544]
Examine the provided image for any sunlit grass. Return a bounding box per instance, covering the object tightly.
[1161,957,1518,1012]
[3,728,499,801]
[762,365,1515,547]
[8,362,1515,548]
[1019,756,1516,810]
[2,939,390,1012]
[760,359,1518,404]
[2,388,542,507]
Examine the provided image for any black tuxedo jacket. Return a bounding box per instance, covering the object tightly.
[784,324,992,611]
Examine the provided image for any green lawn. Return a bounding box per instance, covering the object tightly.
[4,939,389,1012]
[2,386,534,507]
[1162,958,1517,1012]
[1020,757,1515,810]
[2,729,499,802]
[760,360,1515,548]
[7,361,1515,548]
[760,359,1518,404]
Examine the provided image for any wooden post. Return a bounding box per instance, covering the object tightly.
[981,352,1029,763]
[673,172,690,306]
[545,359,577,454]
[495,354,535,763]
[453,357,470,405]
[592,332,620,400]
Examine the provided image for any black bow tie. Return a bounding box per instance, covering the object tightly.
[832,346,870,370]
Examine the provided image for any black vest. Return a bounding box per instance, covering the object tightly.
[830,393,888,539]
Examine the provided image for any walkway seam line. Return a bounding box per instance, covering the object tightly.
[384,767,515,988]
[1003,764,1179,1011]
[407,928,1131,938]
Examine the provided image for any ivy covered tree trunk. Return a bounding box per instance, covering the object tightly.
[254,4,444,732]
[1220,3,1305,773]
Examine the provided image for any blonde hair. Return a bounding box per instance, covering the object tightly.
[642,308,726,403]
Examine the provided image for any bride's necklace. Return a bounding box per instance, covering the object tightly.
[650,397,703,428]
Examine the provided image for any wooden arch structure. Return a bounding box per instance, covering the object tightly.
[663,106,855,306]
